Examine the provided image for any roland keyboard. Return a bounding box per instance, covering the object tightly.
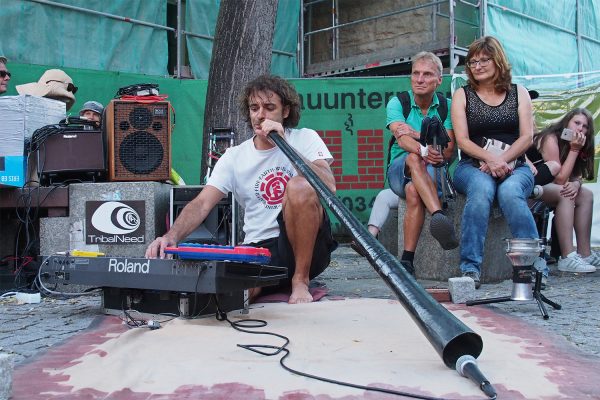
[40,255,287,294]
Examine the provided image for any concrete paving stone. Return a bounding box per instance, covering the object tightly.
[0,353,13,400]
[448,277,476,304]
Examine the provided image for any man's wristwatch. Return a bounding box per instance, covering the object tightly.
[419,144,429,158]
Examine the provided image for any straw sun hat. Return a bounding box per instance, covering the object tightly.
[16,69,77,110]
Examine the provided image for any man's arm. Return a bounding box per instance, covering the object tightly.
[145,185,225,259]
[391,121,445,166]
[389,121,421,142]
[307,158,336,193]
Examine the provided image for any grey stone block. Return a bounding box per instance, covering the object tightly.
[448,277,476,304]
[67,182,171,257]
[379,208,398,256]
[397,194,512,283]
[0,353,13,400]
[40,217,70,256]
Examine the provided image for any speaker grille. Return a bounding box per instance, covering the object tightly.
[107,100,171,181]
[119,131,164,175]
[129,107,153,130]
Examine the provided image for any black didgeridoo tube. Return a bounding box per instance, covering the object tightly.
[268,131,483,368]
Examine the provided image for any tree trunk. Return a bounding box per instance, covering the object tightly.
[201,0,279,181]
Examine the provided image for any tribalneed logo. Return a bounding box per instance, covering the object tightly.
[85,201,146,244]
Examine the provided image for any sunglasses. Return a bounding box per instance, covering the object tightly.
[0,70,11,79]
[46,80,78,94]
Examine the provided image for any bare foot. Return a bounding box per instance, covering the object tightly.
[288,281,313,304]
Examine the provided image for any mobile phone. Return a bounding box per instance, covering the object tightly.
[560,128,574,141]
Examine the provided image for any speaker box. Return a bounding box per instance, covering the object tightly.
[37,129,106,185]
[170,185,233,245]
[105,100,171,182]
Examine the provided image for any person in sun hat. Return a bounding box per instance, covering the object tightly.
[0,55,10,94]
[16,69,77,110]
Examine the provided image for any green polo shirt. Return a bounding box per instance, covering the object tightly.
[385,90,453,166]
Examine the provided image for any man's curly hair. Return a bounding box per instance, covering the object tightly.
[239,75,301,128]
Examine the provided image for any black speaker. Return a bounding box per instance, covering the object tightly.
[106,100,171,181]
[170,186,232,245]
[37,129,106,185]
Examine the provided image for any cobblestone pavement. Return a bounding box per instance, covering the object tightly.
[1,244,599,368]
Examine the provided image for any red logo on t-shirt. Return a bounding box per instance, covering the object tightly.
[259,171,290,205]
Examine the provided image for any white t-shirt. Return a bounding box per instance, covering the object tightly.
[206,128,333,244]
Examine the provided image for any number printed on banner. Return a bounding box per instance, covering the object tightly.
[337,195,376,212]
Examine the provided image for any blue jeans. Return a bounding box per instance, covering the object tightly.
[453,160,540,275]
[388,153,442,198]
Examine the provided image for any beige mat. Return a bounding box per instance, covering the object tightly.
[14,298,600,399]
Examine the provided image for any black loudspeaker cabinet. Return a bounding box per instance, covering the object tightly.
[170,185,233,245]
[105,100,171,182]
[37,129,106,185]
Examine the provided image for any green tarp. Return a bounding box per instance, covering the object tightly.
[185,0,299,79]
[0,0,168,76]
[486,0,600,75]
[0,0,299,79]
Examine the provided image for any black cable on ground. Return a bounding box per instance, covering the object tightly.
[214,302,455,400]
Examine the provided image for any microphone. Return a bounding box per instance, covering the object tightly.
[455,355,497,399]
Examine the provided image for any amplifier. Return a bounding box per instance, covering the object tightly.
[37,129,106,185]
[170,185,235,245]
[105,100,171,182]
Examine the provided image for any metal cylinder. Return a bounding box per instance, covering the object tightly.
[505,238,543,301]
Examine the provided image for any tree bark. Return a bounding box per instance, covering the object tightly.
[201,0,279,181]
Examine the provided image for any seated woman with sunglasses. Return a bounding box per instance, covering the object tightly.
[450,36,539,288]
[16,69,77,111]
[0,55,10,95]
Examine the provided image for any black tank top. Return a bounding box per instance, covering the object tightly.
[463,84,520,161]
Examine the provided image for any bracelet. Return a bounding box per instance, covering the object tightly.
[419,145,429,158]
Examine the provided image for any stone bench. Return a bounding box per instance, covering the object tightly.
[378,208,398,256]
[397,194,513,283]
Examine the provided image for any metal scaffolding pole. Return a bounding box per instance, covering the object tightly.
[176,0,183,79]
[27,0,175,32]
[449,0,457,75]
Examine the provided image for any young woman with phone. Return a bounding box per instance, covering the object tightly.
[529,108,597,273]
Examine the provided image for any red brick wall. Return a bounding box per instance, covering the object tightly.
[319,129,386,191]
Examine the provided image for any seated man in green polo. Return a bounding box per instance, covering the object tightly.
[386,51,458,276]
